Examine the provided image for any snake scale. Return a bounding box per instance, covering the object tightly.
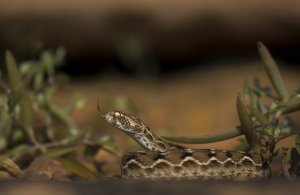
[99,107,271,180]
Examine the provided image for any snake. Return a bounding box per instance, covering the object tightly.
[99,106,271,180]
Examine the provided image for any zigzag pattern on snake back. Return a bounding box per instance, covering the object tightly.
[98,105,271,180]
[121,150,269,180]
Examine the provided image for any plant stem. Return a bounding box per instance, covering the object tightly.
[280,97,300,114]
[161,126,243,144]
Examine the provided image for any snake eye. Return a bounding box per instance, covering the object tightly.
[114,111,121,117]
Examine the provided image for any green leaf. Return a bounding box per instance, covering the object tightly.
[247,105,268,126]
[5,51,34,136]
[44,147,76,158]
[236,93,257,148]
[273,127,281,138]
[0,106,12,149]
[280,97,300,115]
[5,51,23,95]
[270,101,286,112]
[41,50,55,76]
[265,127,273,136]
[257,42,289,101]
[243,81,257,109]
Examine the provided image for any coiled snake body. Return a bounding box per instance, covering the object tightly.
[100,108,270,180]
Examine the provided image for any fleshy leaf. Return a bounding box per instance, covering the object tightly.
[247,105,268,126]
[257,42,289,101]
[44,147,75,158]
[236,93,257,148]
[5,51,35,142]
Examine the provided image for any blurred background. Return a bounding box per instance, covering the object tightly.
[1,0,300,176]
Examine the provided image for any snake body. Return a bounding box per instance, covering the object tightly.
[100,109,270,180]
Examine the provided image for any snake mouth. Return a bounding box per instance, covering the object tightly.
[103,114,136,135]
[116,123,137,135]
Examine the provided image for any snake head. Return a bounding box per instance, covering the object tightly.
[97,99,145,135]
[98,101,145,136]
[97,100,179,152]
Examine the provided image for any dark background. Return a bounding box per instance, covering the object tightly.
[1,0,300,77]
